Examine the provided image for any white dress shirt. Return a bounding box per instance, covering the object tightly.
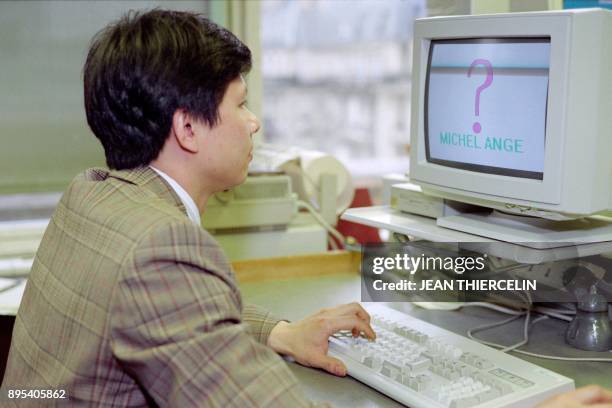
[150,166,201,226]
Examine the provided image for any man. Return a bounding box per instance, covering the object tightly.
[2,10,374,406]
[3,9,611,408]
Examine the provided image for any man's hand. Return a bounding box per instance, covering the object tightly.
[267,302,376,377]
[536,385,612,408]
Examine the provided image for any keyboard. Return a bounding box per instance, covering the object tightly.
[328,304,574,408]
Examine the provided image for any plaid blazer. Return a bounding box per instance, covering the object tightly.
[2,167,314,407]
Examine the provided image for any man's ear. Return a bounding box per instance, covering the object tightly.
[170,109,199,153]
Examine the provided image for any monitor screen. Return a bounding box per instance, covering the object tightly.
[425,38,550,180]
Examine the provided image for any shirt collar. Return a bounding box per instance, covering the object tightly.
[149,166,201,226]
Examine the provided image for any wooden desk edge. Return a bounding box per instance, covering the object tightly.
[232,250,361,283]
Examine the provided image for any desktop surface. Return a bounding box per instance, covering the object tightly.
[1,254,608,405]
[241,273,611,406]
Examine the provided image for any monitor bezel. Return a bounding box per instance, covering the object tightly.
[410,13,571,206]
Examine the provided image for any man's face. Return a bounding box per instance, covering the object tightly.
[194,76,260,192]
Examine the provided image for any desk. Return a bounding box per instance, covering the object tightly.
[237,252,612,407]
[1,252,610,405]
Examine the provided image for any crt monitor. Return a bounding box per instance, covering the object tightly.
[409,9,612,219]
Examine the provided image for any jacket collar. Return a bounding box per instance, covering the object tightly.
[96,166,188,217]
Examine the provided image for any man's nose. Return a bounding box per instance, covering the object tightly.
[250,112,261,135]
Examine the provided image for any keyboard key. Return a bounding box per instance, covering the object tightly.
[381,366,393,378]
[422,351,443,365]
[362,356,382,370]
[382,360,402,374]
[474,358,494,369]
[407,357,430,372]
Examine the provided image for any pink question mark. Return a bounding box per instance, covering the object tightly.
[467,59,493,134]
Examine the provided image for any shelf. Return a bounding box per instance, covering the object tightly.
[341,205,483,242]
[341,206,612,263]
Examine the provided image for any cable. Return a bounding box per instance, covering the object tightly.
[534,307,575,314]
[467,313,526,339]
[457,287,612,362]
[469,330,612,363]
[460,302,525,315]
[328,233,339,250]
[461,301,575,322]
[297,200,346,249]
[468,290,534,353]
[466,310,536,358]
[289,162,319,203]
[501,313,551,353]
[505,349,612,362]
[533,307,573,322]
[467,313,612,363]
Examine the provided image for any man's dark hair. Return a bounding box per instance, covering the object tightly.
[83,9,252,170]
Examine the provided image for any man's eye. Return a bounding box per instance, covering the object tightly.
[240,100,248,108]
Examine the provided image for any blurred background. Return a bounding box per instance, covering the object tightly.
[0,0,590,219]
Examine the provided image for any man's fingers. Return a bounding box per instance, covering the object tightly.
[310,354,347,377]
[571,385,612,404]
[329,302,371,324]
[354,307,371,324]
[329,317,376,340]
